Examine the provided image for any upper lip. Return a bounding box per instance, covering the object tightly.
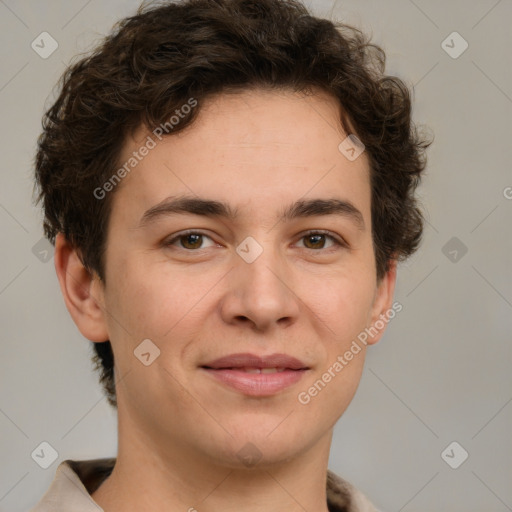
[201,353,309,370]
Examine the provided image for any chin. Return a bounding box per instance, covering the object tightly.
[201,418,323,470]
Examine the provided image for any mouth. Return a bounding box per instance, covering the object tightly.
[213,367,289,373]
[200,353,310,396]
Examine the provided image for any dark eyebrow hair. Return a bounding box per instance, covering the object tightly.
[138,195,365,230]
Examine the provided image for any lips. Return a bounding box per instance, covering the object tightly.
[202,353,308,371]
[200,353,309,396]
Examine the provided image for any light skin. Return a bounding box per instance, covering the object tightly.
[54,87,396,512]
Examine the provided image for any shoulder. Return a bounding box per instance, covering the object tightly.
[326,470,382,512]
[29,458,115,511]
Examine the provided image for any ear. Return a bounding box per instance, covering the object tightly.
[366,258,398,346]
[54,233,109,343]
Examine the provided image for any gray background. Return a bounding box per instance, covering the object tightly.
[0,1,511,511]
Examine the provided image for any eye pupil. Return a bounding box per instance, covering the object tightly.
[305,234,325,249]
[182,234,202,249]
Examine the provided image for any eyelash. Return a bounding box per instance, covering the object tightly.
[163,229,348,252]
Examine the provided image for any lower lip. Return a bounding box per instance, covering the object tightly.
[202,368,307,396]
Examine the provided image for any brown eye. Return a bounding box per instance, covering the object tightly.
[297,231,346,251]
[303,234,327,249]
[164,231,215,250]
[179,233,203,249]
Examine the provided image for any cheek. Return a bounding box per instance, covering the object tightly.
[311,269,375,334]
[104,255,182,333]
[301,272,374,397]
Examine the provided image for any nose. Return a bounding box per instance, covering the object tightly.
[219,241,301,332]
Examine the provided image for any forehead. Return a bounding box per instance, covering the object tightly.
[110,88,371,224]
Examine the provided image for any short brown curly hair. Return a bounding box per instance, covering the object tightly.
[33,0,432,408]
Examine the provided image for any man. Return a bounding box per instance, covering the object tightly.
[31,0,430,510]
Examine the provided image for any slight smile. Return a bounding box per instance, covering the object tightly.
[200,352,310,396]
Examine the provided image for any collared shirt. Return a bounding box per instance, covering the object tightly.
[30,458,379,512]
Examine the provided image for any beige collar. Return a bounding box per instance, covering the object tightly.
[30,458,379,512]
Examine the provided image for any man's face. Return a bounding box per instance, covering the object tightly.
[93,88,395,467]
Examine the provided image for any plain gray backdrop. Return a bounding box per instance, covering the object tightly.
[0,1,511,511]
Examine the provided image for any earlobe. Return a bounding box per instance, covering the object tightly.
[54,233,109,343]
[366,259,398,346]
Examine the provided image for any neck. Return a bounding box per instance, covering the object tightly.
[92,406,333,512]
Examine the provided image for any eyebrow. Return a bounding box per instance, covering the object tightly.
[138,195,365,230]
